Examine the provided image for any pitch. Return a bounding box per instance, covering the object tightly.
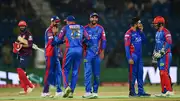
[0,85,180,101]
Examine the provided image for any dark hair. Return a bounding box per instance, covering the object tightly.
[131,17,140,25]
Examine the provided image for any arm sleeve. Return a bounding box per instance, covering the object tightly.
[83,29,90,40]
[46,31,54,46]
[27,34,33,48]
[82,28,90,45]
[164,30,172,52]
[124,32,132,60]
[138,30,146,43]
[58,27,66,40]
[100,28,106,50]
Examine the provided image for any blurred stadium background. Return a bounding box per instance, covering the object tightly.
[0,0,180,87]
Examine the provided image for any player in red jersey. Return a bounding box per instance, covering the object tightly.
[13,20,35,95]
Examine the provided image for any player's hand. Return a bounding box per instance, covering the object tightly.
[152,56,158,69]
[100,51,104,60]
[138,23,143,32]
[13,42,22,53]
[128,59,134,64]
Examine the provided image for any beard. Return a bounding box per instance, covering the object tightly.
[20,28,26,32]
[136,26,140,30]
[90,20,97,25]
[153,25,159,30]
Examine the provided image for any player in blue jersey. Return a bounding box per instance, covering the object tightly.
[124,17,150,97]
[82,13,106,99]
[152,16,173,97]
[41,16,64,97]
[58,15,90,98]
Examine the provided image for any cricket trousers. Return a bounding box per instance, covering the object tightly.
[62,47,82,93]
[157,53,173,93]
[16,55,34,91]
[84,51,101,93]
[129,53,144,94]
[43,56,62,93]
[17,55,30,70]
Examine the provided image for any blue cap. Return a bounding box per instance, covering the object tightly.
[90,13,99,18]
[65,15,75,22]
[51,16,60,22]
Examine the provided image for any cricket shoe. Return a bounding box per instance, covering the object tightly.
[63,86,72,98]
[82,92,95,99]
[155,91,174,97]
[129,92,138,97]
[27,85,35,93]
[41,93,53,98]
[92,93,98,99]
[54,92,64,97]
[19,90,27,95]
[155,93,167,97]
[138,93,151,97]
[165,91,174,96]
[68,92,73,98]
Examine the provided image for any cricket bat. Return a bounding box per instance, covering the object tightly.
[18,36,44,53]
[152,56,158,69]
[32,44,44,53]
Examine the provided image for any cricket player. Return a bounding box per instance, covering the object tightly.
[152,16,173,96]
[82,13,106,99]
[41,16,64,97]
[13,20,34,94]
[58,15,90,98]
[124,17,150,97]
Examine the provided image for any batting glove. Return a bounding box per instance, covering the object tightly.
[153,51,162,59]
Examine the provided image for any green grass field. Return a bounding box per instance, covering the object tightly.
[0,85,180,101]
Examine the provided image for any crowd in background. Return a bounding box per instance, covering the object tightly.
[0,0,180,69]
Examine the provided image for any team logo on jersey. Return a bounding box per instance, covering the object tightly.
[90,34,98,39]
[135,37,142,42]
[28,36,33,41]
[84,59,88,62]
[160,63,164,66]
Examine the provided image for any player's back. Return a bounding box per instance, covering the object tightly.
[64,24,84,48]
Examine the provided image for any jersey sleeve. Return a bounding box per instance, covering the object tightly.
[58,26,66,40]
[83,28,90,40]
[45,30,54,52]
[139,30,146,43]
[100,27,106,50]
[163,29,172,52]
[124,31,132,60]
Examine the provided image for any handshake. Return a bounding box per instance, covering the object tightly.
[153,48,165,59]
